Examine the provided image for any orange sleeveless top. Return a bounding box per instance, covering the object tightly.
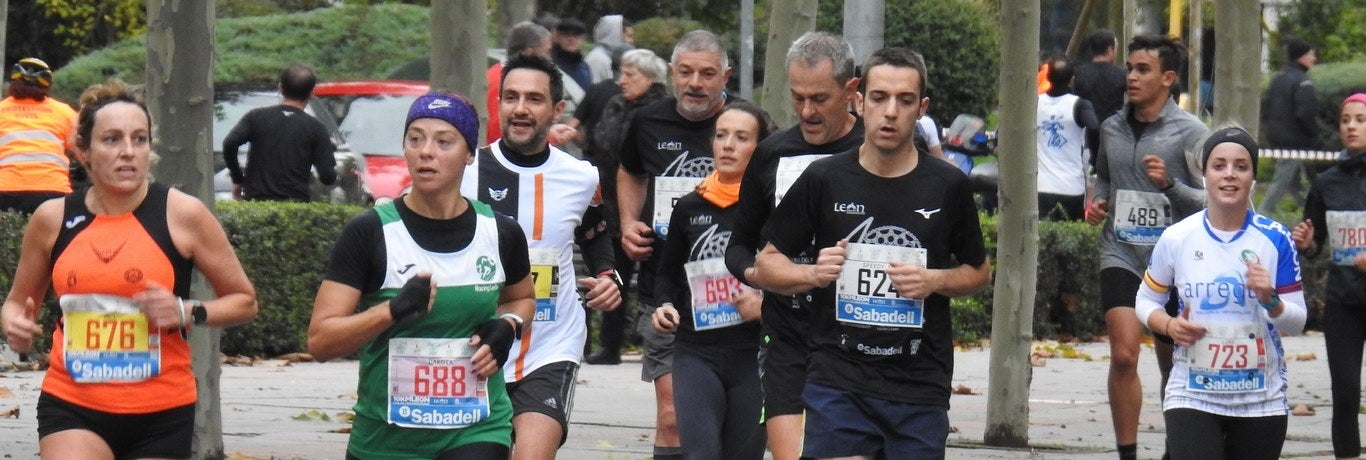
[43,183,196,414]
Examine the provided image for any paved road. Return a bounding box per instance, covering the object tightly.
[0,333,1353,459]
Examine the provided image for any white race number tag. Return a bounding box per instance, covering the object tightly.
[387,338,490,429]
[1326,211,1366,266]
[1186,324,1267,394]
[775,155,826,207]
[652,176,704,239]
[684,258,750,330]
[835,243,927,328]
[528,248,560,322]
[1113,189,1172,245]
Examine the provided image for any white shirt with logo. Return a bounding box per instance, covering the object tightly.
[1136,210,1307,417]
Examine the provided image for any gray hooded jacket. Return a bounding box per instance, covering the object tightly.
[586,15,625,84]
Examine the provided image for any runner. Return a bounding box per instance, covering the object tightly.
[653,102,773,459]
[724,31,862,460]
[1137,126,1306,459]
[1,78,258,458]
[754,47,991,459]
[308,92,534,459]
[461,53,621,460]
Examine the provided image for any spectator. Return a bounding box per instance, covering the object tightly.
[616,30,736,460]
[552,18,593,91]
[1073,29,1127,124]
[1084,35,1209,460]
[916,105,944,158]
[487,22,553,144]
[586,15,630,84]
[581,48,669,366]
[1259,38,1321,214]
[222,63,337,202]
[0,57,78,214]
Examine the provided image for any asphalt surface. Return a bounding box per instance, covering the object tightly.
[0,333,1353,459]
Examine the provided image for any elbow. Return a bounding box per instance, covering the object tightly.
[306,335,338,363]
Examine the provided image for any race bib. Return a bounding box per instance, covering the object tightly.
[1113,189,1172,245]
[684,258,751,331]
[60,294,161,383]
[1186,324,1267,394]
[528,248,560,322]
[652,176,704,239]
[836,243,927,328]
[1326,211,1366,266]
[775,155,826,207]
[387,338,490,429]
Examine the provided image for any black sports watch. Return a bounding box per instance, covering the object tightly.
[190,300,208,325]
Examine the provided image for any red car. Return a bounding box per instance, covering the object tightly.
[313,80,430,204]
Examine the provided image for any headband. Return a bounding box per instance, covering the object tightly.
[405,92,480,151]
[1201,126,1259,171]
[1343,93,1366,111]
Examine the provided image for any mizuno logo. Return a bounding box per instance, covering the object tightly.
[397,264,416,274]
[489,188,509,201]
[915,208,941,219]
[427,99,452,110]
[64,215,86,229]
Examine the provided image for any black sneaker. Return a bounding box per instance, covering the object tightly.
[584,350,622,365]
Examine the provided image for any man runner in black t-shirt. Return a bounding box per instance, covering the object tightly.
[755,47,991,459]
[724,31,861,460]
[223,63,337,202]
[616,29,734,460]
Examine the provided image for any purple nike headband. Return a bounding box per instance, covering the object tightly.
[405,92,480,151]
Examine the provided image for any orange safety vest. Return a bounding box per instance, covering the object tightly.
[0,96,77,194]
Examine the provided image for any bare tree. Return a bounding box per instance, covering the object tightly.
[145,0,219,457]
[1214,0,1260,131]
[431,0,490,128]
[0,0,8,72]
[985,0,1039,448]
[759,0,816,128]
[500,0,535,40]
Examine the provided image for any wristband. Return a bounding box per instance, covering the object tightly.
[1261,293,1282,311]
[177,297,189,327]
[598,269,624,288]
[499,312,525,337]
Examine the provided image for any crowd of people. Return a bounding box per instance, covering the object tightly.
[1,12,1365,460]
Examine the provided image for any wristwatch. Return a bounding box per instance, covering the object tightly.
[190,300,208,325]
[598,269,625,288]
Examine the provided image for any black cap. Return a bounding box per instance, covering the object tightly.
[555,18,587,36]
[1286,38,1313,62]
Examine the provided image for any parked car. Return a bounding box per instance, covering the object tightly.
[211,85,367,204]
[312,80,429,204]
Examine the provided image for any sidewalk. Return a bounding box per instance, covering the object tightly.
[0,333,1348,459]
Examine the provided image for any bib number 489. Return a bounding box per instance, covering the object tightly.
[1127,206,1168,227]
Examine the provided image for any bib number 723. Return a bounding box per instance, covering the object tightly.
[1205,343,1249,369]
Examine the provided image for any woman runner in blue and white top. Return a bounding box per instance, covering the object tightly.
[1135,126,1307,460]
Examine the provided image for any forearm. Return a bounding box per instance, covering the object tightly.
[1134,284,1169,330]
[1267,290,1307,336]
[195,292,258,328]
[931,260,991,298]
[754,245,819,296]
[617,169,647,227]
[307,303,393,362]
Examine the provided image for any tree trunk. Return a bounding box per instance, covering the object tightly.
[431,0,489,127]
[500,0,535,35]
[843,0,884,74]
[0,0,8,73]
[739,0,754,100]
[1189,0,1204,115]
[146,1,220,458]
[1214,0,1259,131]
[759,0,816,128]
[984,0,1039,449]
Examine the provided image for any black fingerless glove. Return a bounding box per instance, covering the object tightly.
[388,275,431,324]
[474,317,517,367]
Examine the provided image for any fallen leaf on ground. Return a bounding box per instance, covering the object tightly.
[226,453,272,460]
[0,406,17,418]
[1295,352,1317,361]
[596,440,616,448]
[330,427,352,434]
[292,409,332,422]
[953,384,979,395]
[1291,404,1315,416]
[275,352,314,363]
[0,387,11,398]
[1030,354,1047,367]
[334,411,355,423]
[222,355,255,366]
[339,391,358,400]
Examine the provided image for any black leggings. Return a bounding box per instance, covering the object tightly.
[346,442,508,460]
[1324,301,1366,458]
[1163,408,1286,460]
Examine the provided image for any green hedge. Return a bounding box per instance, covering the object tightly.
[0,204,1331,356]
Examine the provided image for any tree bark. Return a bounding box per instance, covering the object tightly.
[146,0,220,458]
[500,0,535,36]
[431,0,489,127]
[759,0,816,128]
[984,0,1039,449]
[1214,0,1259,131]
[843,0,884,76]
[0,0,8,73]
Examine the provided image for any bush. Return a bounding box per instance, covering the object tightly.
[52,4,432,103]
[817,0,1001,124]
[1308,61,1366,150]
[631,17,709,63]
